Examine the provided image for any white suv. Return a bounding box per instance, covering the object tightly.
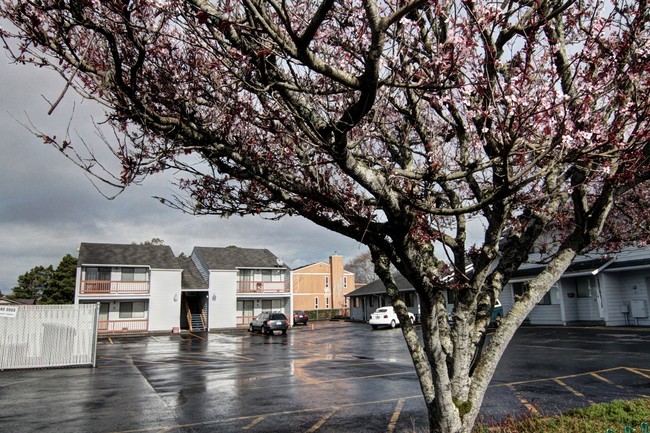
[369,306,415,329]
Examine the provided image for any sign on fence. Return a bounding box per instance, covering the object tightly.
[0,304,99,370]
[0,305,18,318]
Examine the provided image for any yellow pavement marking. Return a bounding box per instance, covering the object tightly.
[553,379,595,405]
[506,385,539,416]
[590,373,626,390]
[242,415,268,430]
[387,398,405,433]
[489,366,625,388]
[305,409,337,433]
[625,367,650,380]
[108,396,421,433]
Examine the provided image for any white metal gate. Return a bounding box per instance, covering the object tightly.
[0,304,99,370]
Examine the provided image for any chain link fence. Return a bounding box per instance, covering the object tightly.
[0,304,99,370]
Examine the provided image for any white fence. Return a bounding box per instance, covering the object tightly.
[0,304,99,370]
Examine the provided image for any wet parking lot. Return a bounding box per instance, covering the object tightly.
[1,322,650,432]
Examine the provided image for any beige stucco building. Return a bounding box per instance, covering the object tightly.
[292,255,355,312]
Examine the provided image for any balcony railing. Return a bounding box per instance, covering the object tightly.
[80,280,150,295]
[98,319,149,333]
[237,281,290,294]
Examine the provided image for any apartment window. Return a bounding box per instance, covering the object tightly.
[512,282,528,298]
[262,300,273,312]
[576,278,593,298]
[343,276,348,288]
[404,292,415,308]
[538,284,560,305]
[325,297,330,309]
[86,267,111,281]
[121,267,147,281]
[119,301,146,319]
[325,276,329,288]
[353,298,360,308]
[314,297,319,309]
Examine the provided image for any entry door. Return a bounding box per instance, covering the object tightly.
[576,277,602,321]
[98,302,110,330]
[243,300,254,322]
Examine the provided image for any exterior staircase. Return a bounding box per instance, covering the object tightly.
[191,313,205,331]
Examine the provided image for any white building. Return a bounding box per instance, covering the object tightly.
[75,243,291,333]
[347,248,650,327]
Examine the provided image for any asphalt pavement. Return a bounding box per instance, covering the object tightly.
[1,322,649,432]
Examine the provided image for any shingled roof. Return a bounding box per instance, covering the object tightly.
[346,273,414,297]
[179,257,208,290]
[192,246,286,270]
[77,243,180,269]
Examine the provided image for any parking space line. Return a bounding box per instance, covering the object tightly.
[553,379,595,405]
[305,408,337,433]
[490,366,625,388]
[590,372,626,390]
[108,396,422,433]
[506,385,539,416]
[387,398,405,433]
[625,367,650,380]
[242,415,268,430]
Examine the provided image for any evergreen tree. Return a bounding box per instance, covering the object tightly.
[41,254,77,304]
[12,265,54,301]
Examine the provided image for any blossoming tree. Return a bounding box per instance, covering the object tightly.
[1,0,648,431]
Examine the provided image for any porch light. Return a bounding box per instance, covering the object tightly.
[212,293,217,301]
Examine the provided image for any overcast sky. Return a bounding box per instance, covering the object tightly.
[0,51,365,294]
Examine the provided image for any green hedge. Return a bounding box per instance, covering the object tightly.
[301,309,349,321]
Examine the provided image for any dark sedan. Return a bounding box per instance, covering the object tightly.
[293,310,309,326]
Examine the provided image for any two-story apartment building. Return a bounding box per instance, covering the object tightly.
[292,255,355,312]
[190,246,291,328]
[75,243,291,333]
[75,243,182,333]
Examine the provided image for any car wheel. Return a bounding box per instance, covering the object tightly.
[390,320,396,329]
[248,324,253,332]
[282,329,287,335]
[371,325,378,330]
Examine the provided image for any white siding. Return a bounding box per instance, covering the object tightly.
[148,269,182,332]
[500,285,515,316]
[527,305,563,325]
[602,270,650,326]
[208,270,238,329]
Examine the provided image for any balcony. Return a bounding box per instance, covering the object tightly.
[237,281,290,294]
[80,280,150,295]
[98,319,148,333]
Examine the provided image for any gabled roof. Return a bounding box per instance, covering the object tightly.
[192,246,287,270]
[77,243,180,269]
[512,247,650,280]
[293,261,328,271]
[179,257,208,290]
[293,261,355,274]
[346,273,414,297]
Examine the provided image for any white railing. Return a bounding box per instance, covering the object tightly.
[0,304,99,370]
[237,281,290,293]
[80,280,150,294]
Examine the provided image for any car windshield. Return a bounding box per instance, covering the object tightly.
[270,314,287,320]
[376,308,388,313]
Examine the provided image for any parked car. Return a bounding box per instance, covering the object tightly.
[369,306,415,329]
[293,310,309,326]
[249,312,289,335]
[491,299,503,327]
